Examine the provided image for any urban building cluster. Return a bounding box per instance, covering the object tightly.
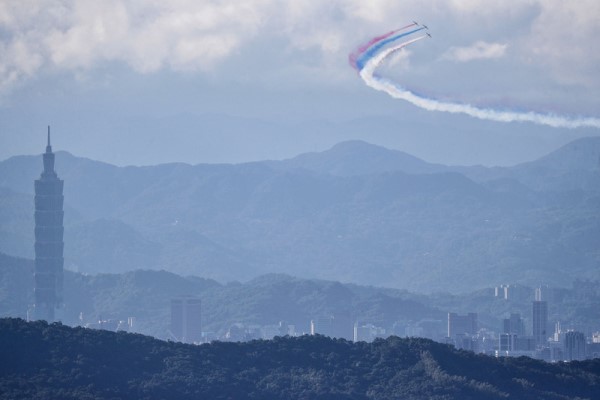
[444,286,599,362]
[164,285,600,363]
[71,285,600,364]
[169,298,600,361]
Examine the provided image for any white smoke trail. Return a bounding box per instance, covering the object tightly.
[359,37,600,129]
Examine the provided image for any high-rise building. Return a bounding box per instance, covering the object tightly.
[499,333,517,352]
[170,297,202,343]
[503,313,525,336]
[535,287,542,301]
[494,284,529,300]
[310,315,353,339]
[310,316,334,337]
[353,323,386,343]
[331,312,354,340]
[532,300,548,346]
[33,127,64,322]
[564,331,586,361]
[448,313,477,338]
[535,285,553,303]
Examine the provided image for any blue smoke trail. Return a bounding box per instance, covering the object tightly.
[354,28,600,129]
[355,27,425,70]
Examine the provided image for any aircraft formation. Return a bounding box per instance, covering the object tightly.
[348,21,600,129]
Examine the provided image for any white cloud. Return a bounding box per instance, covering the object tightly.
[523,0,600,87]
[0,0,271,91]
[0,34,44,91]
[0,0,598,100]
[447,0,536,16]
[442,41,508,62]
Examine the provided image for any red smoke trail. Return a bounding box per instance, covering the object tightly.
[348,22,417,69]
[357,33,600,129]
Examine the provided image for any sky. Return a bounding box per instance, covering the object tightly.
[1,0,599,166]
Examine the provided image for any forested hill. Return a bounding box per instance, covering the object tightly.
[1,318,599,400]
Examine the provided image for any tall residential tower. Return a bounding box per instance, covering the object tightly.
[33,127,64,322]
[170,297,202,344]
[532,300,548,346]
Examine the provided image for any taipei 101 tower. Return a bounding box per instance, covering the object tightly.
[33,126,64,322]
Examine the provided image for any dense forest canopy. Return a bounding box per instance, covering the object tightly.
[1,318,599,399]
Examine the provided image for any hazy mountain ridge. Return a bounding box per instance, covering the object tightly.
[2,252,599,340]
[517,136,600,172]
[265,140,449,176]
[0,138,599,291]
[2,318,599,400]
[272,137,600,191]
[0,252,444,337]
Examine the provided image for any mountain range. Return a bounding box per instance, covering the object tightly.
[0,137,598,292]
[2,250,598,340]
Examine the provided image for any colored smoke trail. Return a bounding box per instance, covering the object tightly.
[355,28,600,129]
[354,26,426,71]
[349,23,416,69]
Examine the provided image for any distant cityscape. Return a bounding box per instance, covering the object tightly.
[27,129,600,364]
[77,281,597,364]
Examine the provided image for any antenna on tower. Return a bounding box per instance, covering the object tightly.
[46,126,52,153]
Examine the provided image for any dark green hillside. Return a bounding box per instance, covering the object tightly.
[1,318,599,400]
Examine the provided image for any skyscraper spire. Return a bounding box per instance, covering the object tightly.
[42,126,56,176]
[46,126,52,153]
